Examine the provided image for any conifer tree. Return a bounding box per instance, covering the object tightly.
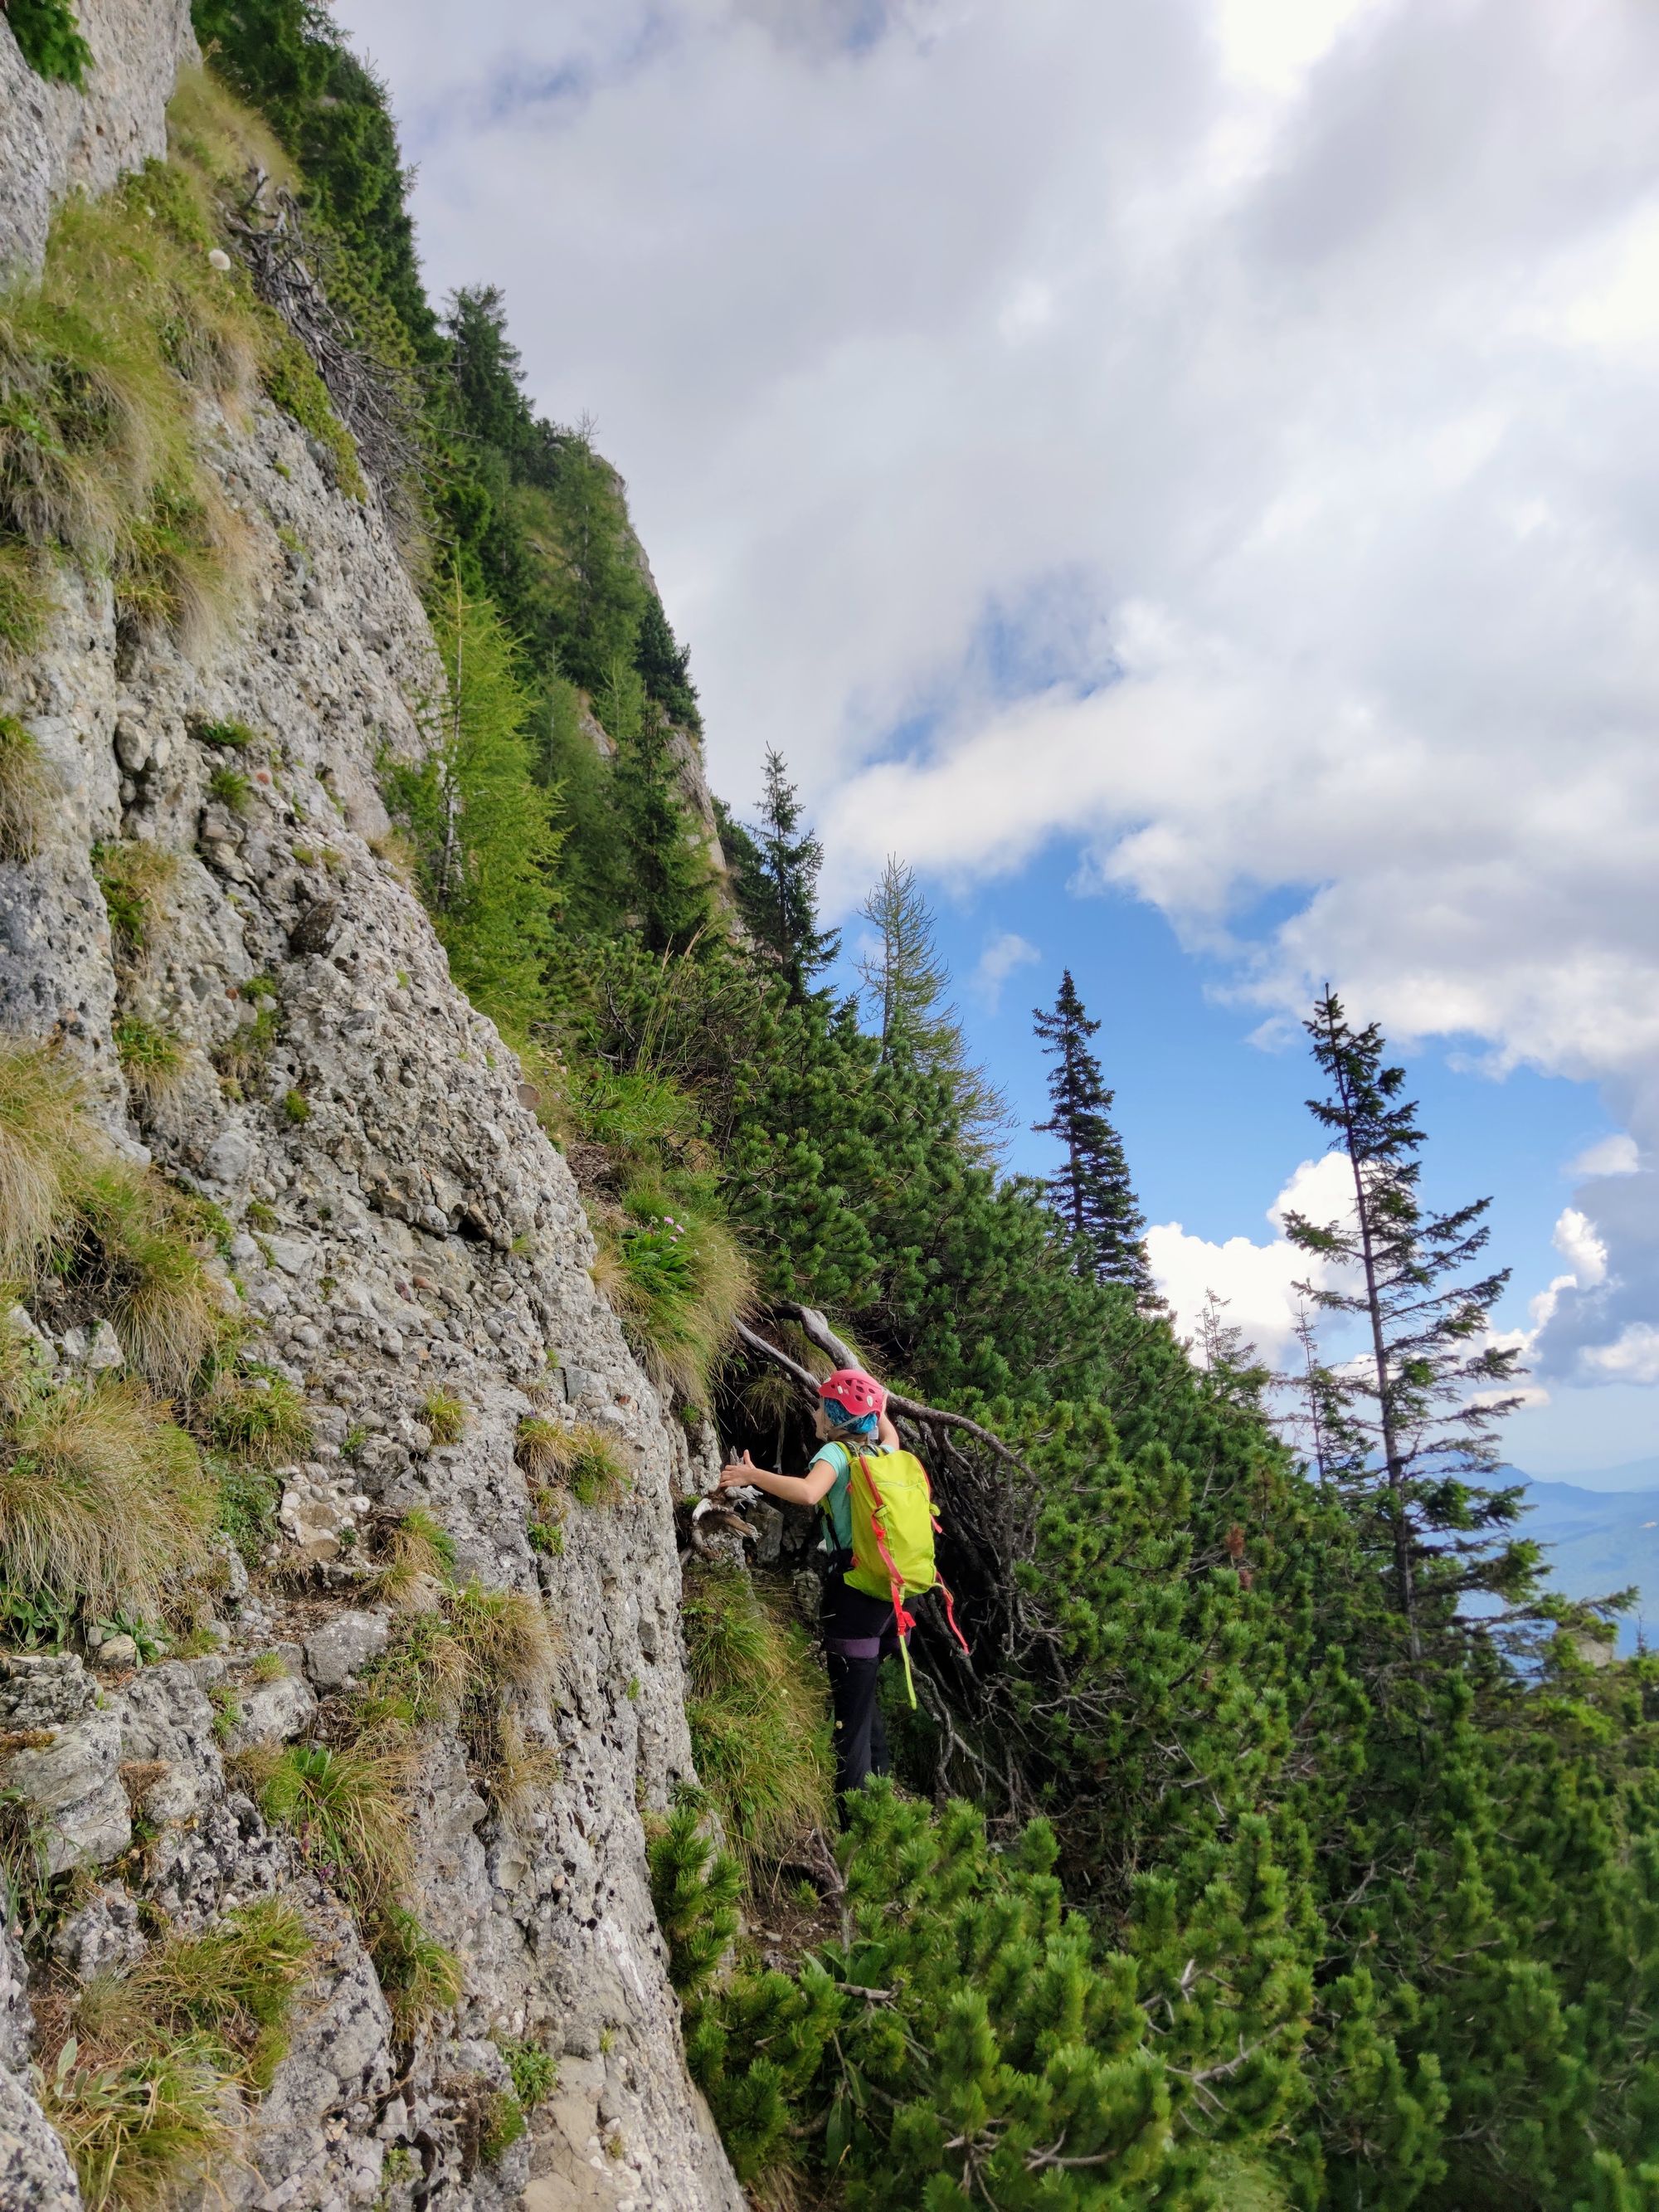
[1282,990,1531,1658]
[615,694,713,954]
[382,582,558,1035]
[731,748,839,1000]
[1032,971,1152,1296]
[632,594,701,732]
[858,856,1010,1156]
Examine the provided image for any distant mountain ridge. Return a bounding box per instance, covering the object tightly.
[1510,1468,1659,1649]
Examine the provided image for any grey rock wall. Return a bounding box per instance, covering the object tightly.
[0,0,197,275]
[0,210,744,2212]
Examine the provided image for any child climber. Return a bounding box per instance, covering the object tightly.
[718,1367,905,1807]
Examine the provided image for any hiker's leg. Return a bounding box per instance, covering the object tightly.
[825,1644,883,1802]
[868,1623,898,1777]
[868,1673,891,1776]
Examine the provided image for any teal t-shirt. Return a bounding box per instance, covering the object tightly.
[810,1438,896,1553]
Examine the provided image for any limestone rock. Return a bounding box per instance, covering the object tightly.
[222,1670,317,1754]
[303,1609,388,1689]
[0,0,196,279]
[0,20,746,2200]
[2,1703,129,1873]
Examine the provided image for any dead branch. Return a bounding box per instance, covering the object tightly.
[222,168,421,534]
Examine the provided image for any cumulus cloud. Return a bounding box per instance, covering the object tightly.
[972,930,1040,1010]
[1552,1207,1609,1289]
[1569,1133,1641,1179]
[334,0,1659,1381]
[1146,1149,1355,1363]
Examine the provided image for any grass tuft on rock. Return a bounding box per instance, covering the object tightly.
[0,1374,216,1620]
[113,1018,187,1104]
[205,1360,310,1465]
[369,1508,455,1608]
[40,2038,229,2212]
[92,843,178,968]
[0,1040,85,1274]
[254,1740,413,1913]
[41,1898,309,2205]
[367,1904,463,2039]
[599,1186,754,1405]
[682,1562,832,1869]
[421,1387,466,1445]
[515,1415,627,1508]
[0,713,55,860]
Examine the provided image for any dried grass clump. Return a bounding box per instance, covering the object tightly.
[113,1018,187,1104]
[0,1040,86,1275]
[0,1042,222,1392]
[93,842,180,968]
[0,543,53,660]
[0,1375,216,1618]
[515,1415,628,1508]
[0,713,55,860]
[370,1508,455,1610]
[75,1165,222,1393]
[682,1562,833,1869]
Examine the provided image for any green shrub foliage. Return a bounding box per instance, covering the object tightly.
[7,0,92,87]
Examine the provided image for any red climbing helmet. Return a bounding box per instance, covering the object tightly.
[819,1367,886,1420]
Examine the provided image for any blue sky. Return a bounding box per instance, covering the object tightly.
[333,0,1659,1479]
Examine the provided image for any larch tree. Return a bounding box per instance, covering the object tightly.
[858,856,1010,1158]
[1032,970,1153,1297]
[1281,990,1532,1659]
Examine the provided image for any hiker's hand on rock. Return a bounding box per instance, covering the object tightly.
[718,1452,758,1491]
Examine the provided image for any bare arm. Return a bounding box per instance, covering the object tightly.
[718,1449,838,1510]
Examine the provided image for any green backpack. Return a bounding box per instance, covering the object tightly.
[839,1447,970,1703]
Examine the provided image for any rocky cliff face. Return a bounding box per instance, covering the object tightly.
[0,0,195,277]
[0,12,744,2210]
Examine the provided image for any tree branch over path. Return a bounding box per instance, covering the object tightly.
[733,1306,1039,1485]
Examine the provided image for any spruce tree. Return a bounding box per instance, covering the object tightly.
[615,696,713,955]
[1032,970,1152,1296]
[1282,990,1531,1658]
[732,748,839,1000]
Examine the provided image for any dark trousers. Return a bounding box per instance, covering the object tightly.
[822,1566,898,1809]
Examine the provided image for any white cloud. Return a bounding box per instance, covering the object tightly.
[1583,1323,1659,1386]
[333,0,1659,1383]
[1569,1133,1641,1179]
[1552,1206,1608,1289]
[1146,1150,1354,1362]
[972,930,1040,1010]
